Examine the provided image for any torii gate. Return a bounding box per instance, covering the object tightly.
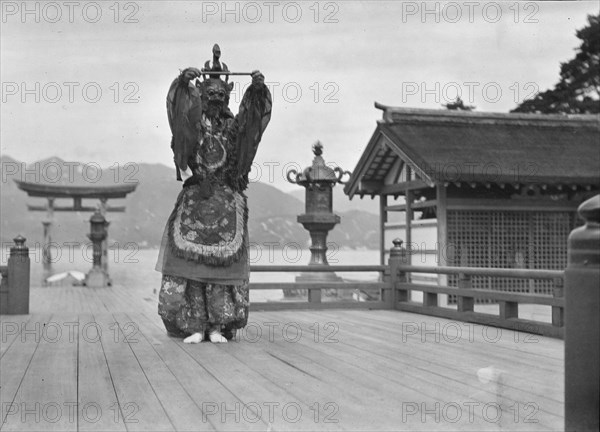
[14,180,137,286]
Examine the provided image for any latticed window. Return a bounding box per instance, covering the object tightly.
[446,210,577,301]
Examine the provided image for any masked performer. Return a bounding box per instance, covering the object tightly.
[156,46,272,343]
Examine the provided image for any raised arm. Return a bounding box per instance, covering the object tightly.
[234,71,272,188]
[166,68,203,180]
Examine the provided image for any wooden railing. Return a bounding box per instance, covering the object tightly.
[249,242,566,338]
[249,265,390,311]
[394,264,565,338]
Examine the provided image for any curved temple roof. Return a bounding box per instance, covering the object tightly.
[344,104,600,199]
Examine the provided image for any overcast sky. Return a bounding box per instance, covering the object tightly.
[1,1,598,191]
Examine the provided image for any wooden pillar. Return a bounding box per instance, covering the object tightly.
[99,198,111,284]
[405,189,413,301]
[405,190,412,266]
[528,213,535,293]
[436,185,448,288]
[42,197,54,285]
[6,235,30,314]
[379,195,387,266]
[565,195,599,432]
[457,246,474,312]
[551,277,564,327]
[0,266,7,314]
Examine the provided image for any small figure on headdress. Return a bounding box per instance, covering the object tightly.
[202,43,229,81]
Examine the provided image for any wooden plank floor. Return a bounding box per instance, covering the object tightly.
[1,285,564,431]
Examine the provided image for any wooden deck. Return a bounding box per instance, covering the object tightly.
[1,284,564,431]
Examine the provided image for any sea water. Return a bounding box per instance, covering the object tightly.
[22,246,380,302]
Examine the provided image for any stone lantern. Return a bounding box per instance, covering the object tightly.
[85,209,110,287]
[287,142,351,295]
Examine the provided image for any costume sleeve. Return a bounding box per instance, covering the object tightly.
[166,73,203,180]
[234,82,272,183]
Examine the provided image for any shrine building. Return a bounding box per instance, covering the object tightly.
[344,104,599,295]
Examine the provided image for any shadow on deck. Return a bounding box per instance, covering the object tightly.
[0,284,563,431]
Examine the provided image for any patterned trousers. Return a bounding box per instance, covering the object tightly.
[158,274,249,337]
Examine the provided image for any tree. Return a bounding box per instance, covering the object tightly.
[442,96,475,111]
[512,14,599,114]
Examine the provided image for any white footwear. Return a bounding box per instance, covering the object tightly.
[209,329,228,343]
[183,332,204,344]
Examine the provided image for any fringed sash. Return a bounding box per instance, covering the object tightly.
[168,183,247,266]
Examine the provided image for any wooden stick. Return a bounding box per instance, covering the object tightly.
[202,71,254,76]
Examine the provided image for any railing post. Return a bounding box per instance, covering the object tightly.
[457,274,473,312]
[388,239,407,307]
[308,285,322,304]
[499,300,518,320]
[565,195,599,432]
[0,266,8,314]
[551,277,564,328]
[7,235,30,315]
[423,292,438,307]
[423,288,438,307]
[457,244,473,312]
[381,268,392,308]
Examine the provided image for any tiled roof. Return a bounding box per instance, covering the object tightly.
[344,105,599,198]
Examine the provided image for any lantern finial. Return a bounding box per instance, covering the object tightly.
[312,141,323,156]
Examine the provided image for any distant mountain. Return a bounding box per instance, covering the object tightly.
[0,156,379,250]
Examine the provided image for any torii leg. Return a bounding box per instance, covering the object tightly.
[42,198,55,286]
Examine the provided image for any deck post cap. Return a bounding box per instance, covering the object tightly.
[568,194,600,267]
[10,234,29,256]
[13,234,26,245]
[390,238,404,257]
[578,194,600,225]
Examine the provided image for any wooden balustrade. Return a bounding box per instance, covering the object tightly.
[249,264,390,311]
[249,240,567,338]
[249,243,405,312]
[393,264,565,338]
